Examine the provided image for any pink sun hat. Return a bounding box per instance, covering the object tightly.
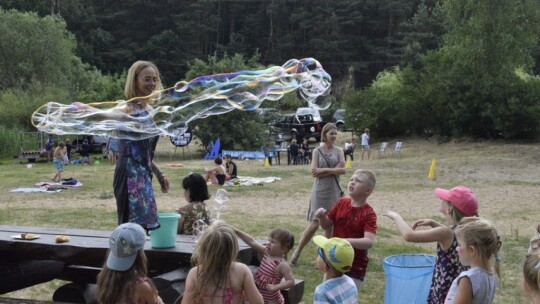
[434,185,478,216]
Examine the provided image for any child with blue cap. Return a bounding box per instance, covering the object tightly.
[96,222,164,304]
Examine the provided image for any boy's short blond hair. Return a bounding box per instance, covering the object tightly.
[352,169,376,189]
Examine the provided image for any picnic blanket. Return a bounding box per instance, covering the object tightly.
[224,176,281,187]
[10,178,83,193]
[10,187,63,193]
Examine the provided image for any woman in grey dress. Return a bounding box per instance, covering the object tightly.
[290,123,346,265]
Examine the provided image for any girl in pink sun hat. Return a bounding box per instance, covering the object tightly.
[385,185,479,304]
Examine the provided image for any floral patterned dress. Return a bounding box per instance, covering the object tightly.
[114,105,160,230]
[427,227,469,304]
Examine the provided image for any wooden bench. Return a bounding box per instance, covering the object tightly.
[0,299,71,304]
[0,225,252,304]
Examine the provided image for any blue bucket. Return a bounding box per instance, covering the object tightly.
[383,254,436,304]
[149,213,181,249]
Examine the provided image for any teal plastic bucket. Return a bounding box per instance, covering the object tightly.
[383,254,436,304]
[149,213,181,249]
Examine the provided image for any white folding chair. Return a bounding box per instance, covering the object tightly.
[378,142,388,157]
[393,142,402,157]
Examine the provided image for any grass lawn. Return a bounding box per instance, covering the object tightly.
[1,135,539,303]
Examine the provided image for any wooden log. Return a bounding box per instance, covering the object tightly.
[57,265,101,284]
[52,283,96,304]
[0,299,60,304]
[0,259,65,294]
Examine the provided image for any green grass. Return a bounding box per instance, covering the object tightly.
[1,136,539,303]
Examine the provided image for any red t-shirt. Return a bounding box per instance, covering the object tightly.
[326,197,377,279]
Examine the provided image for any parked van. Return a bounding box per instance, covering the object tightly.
[296,107,322,122]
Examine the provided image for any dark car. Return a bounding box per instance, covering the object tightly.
[72,135,109,154]
[332,109,346,131]
[269,113,326,142]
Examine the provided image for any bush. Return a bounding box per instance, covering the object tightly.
[0,126,24,157]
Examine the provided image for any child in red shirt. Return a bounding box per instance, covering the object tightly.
[316,169,377,290]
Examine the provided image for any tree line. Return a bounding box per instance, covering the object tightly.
[0,0,538,157]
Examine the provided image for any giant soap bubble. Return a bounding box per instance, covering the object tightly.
[32,58,331,140]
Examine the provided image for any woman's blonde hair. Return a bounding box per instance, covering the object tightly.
[523,249,540,293]
[96,250,155,303]
[321,123,337,143]
[456,217,502,278]
[190,220,238,303]
[124,60,163,99]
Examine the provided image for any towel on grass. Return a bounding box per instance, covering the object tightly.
[10,187,63,193]
[225,176,281,186]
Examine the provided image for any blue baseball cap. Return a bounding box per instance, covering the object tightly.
[106,223,146,271]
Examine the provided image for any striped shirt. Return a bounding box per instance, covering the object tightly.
[313,275,358,304]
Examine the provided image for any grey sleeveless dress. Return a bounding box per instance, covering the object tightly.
[307,146,342,221]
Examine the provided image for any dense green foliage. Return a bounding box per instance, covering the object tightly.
[345,0,540,139]
[1,0,441,87]
[184,54,270,150]
[0,1,539,158]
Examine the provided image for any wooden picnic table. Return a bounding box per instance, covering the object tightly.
[0,225,253,303]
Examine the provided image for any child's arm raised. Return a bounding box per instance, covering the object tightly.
[385,210,453,245]
[233,227,266,255]
[266,261,295,292]
[412,219,445,230]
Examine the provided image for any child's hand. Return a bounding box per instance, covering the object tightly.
[315,208,327,218]
[158,175,169,193]
[265,283,279,292]
[412,219,434,230]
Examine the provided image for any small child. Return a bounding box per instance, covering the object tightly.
[52,142,66,182]
[176,173,211,235]
[385,185,479,304]
[312,235,358,304]
[445,217,501,303]
[234,226,296,304]
[523,248,540,303]
[80,138,90,165]
[316,169,377,290]
[96,222,163,304]
[181,220,263,304]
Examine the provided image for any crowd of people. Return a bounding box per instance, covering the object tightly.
[50,60,538,303]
